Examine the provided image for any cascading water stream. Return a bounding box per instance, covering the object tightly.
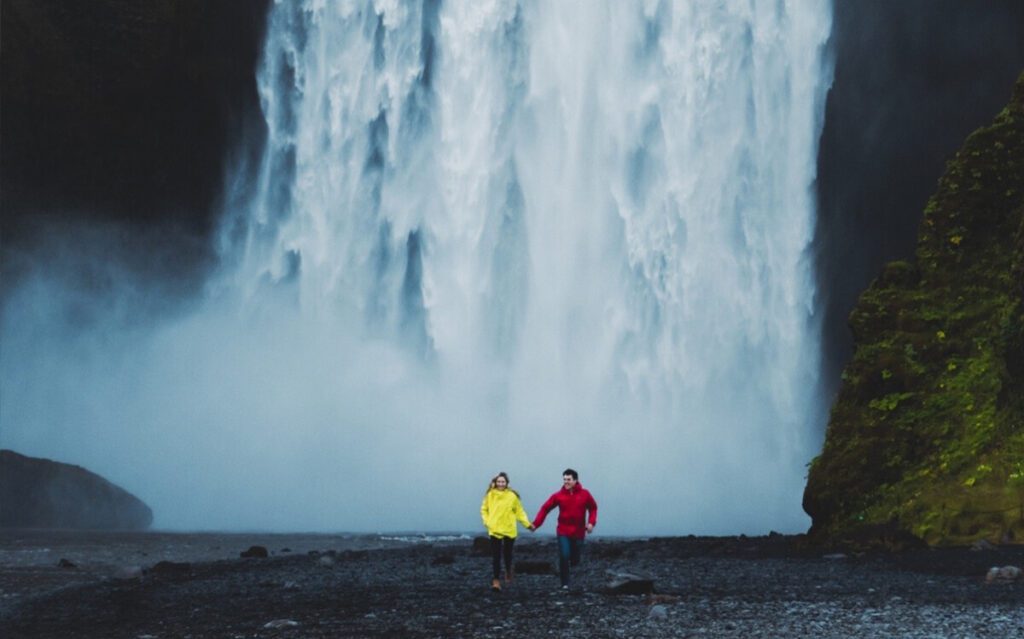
[211,0,834,533]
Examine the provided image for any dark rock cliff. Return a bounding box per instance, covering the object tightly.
[804,73,1024,546]
[815,0,1024,398]
[0,449,153,529]
[0,0,270,241]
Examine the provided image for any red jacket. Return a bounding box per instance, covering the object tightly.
[532,484,598,539]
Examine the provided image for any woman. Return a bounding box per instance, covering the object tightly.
[480,471,533,591]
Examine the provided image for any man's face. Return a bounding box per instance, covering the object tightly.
[562,474,577,490]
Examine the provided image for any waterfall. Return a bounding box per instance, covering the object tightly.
[214,0,833,534]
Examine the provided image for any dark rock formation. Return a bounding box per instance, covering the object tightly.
[804,73,1024,546]
[0,449,153,529]
[815,0,1024,395]
[150,560,192,576]
[513,560,553,575]
[604,570,655,595]
[0,0,270,242]
[239,545,269,559]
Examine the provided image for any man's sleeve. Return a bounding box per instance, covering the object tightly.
[587,492,598,527]
[533,493,556,528]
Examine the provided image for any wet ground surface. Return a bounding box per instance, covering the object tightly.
[1,531,1022,638]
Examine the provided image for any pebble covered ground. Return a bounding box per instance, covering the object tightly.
[0,532,1021,638]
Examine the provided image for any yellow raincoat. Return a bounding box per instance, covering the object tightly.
[481,488,532,539]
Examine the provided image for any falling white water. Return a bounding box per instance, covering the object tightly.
[0,0,832,534]
[209,0,833,534]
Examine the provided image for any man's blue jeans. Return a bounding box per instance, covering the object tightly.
[557,535,584,586]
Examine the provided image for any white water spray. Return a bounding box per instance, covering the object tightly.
[1,0,833,534]
[214,0,833,533]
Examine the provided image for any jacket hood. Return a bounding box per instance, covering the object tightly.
[488,487,521,499]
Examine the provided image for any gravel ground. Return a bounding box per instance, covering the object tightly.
[0,532,1021,638]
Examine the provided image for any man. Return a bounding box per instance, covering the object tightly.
[531,468,598,589]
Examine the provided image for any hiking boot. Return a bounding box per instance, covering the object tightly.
[491,579,502,591]
[504,568,514,584]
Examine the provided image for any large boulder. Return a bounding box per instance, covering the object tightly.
[804,72,1024,547]
[0,449,153,529]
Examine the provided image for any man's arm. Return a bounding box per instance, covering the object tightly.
[532,493,557,529]
[586,492,598,532]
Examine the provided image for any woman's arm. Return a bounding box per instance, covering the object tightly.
[514,496,533,529]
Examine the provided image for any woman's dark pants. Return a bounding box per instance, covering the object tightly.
[557,535,584,586]
[490,536,515,579]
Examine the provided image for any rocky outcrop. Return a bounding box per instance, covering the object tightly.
[0,449,152,529]
[0,0,270,239]
[804,73,1024,546]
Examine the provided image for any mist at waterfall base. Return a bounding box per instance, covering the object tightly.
[1,1,832,536]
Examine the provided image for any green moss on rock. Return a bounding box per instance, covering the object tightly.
[803,72,1024,546]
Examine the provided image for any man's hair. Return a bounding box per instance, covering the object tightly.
[562,468,578,480]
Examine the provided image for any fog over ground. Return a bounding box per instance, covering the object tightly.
[3,1,832,536]
[2,224,810,535]
[3,1,1023,537]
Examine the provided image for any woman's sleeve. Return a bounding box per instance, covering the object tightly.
[480,493,489,527]
[515,496,531,528]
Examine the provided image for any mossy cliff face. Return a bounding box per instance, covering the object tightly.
[804,72,1024,546]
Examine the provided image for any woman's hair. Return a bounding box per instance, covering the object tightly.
[486,471,520,498]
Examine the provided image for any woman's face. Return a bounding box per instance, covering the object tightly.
[495,475,508,490]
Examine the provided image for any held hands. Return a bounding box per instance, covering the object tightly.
[585,523,594,534]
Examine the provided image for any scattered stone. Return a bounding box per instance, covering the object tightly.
[57,558,77,569]
[283,580,299,590]
[605,570,654,595]
[595,543,626,559]
[150,561,191,576]
[318,555,334,567]
[648,594,681,605]
[263,619,299,629]
[822,553,848,560]
[240,545,269,558]
[515,560,553,575]
[985,565,1022,583]
[648,604,668,620]
[432,554,455,565]
[971,539,997,552]
[114,565,144,580]
[280,547,292,553]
